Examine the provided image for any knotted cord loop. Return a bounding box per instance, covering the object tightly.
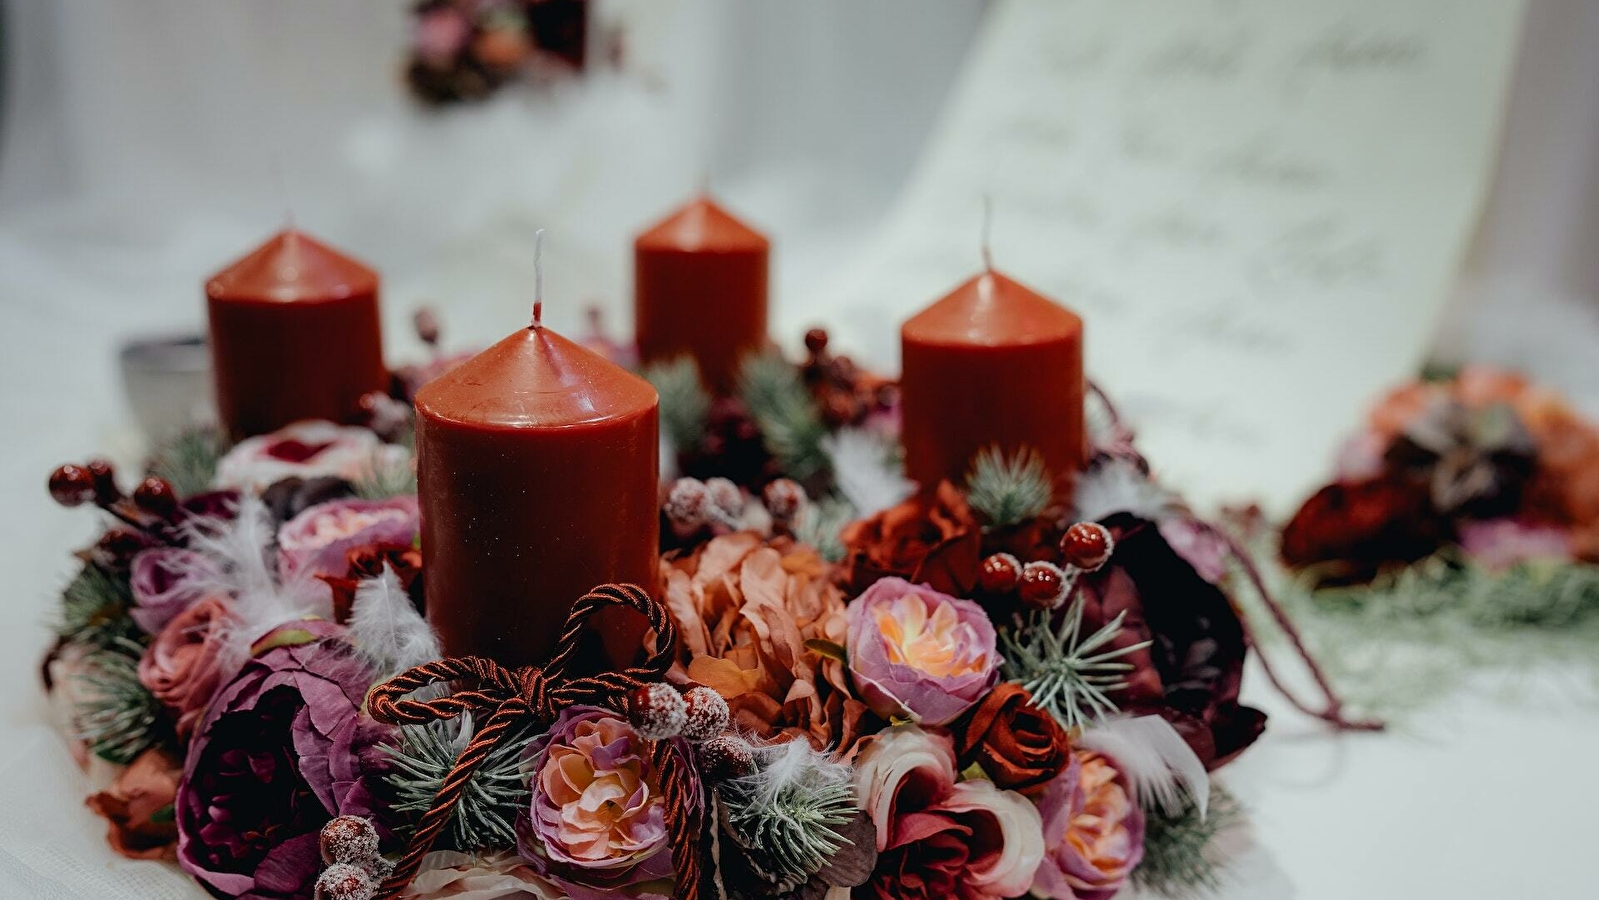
[365,583,704,899]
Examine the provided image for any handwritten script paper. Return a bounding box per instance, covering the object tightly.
[810,0,1526,513]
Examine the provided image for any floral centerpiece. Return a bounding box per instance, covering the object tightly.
[41,343,1365,900]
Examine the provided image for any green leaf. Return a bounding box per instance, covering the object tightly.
[804,638,847,662]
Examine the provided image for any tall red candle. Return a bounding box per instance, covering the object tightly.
[414,309,660,669]
[206,229,387,440]
[900,266,1087,494]
[634,194,768,393]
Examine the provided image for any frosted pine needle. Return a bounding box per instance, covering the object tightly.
[966,446,1053,528]
[792,496,856,563]
[384,715,531,851]
[73,639,165,764]
[644,357,712,451]
[1133,784,1243,898]
[1000,597,1151,732]
[737,353,830,482]
[58,564,137,649]
[149,427,224,497]
[718,740,859,885]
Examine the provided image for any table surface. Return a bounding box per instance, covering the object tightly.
[1,229,1597,900]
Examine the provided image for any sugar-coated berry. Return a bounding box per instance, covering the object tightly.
[133,476,179,517]
[704,477,743,521]
[762,478,807,522]
[680,686,731,742]
[86,459,120,504]
[1019,561,1068,609]
[628,682,687,741]
[698,734,756,782]
[319,815,380,865]
[1061,522,1115,571]
[48,464,97,507]
[978,553,1022,594]
[314,863,375,900]
[664,478,711,529]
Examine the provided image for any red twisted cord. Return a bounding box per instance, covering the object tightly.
[365,583,704,899]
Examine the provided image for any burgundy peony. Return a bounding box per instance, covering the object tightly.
[846,578,999,726]
[1078,515,1266,770]
[129,547,223,635]
[138,595,236,741]
[176,619,390,900]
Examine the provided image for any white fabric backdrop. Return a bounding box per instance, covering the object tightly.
[1,2,1597,898]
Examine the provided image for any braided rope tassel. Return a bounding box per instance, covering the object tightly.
[365,583,704,899]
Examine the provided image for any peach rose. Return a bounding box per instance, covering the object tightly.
[137,595,235,741]
[86,748,181,860]
[1032,750,1145,900]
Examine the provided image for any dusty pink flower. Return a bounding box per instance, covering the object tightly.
[215,420,403,493]
[277,496,419,582]
[1032,750,1145,900]
[138,596,236,741]
[847,577,998,725]
[129,547,223,635]
[853,725,1043,900]
[1457,518,1573,569]
[516,706,679,900]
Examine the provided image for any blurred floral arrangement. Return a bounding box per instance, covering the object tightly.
[407,0,614,105]
[40,336,1371,900]
[1265,366,1599,709]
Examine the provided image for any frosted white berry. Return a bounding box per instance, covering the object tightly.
[664,478,711,529]
[704,477,743,521]
[698,734,756,782]
[319,815,379,865]
[315,863,375,900]
[629,682,687,740]
[680,686,731,742]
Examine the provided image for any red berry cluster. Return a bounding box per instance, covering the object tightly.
[978,521,1116,611]
[49,458,183,538]
[801,328,899,428]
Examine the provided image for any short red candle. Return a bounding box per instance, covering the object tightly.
[900,267,1087,494]
[414,316,660,669]
[206,229,387,440]
[634,195,768,393]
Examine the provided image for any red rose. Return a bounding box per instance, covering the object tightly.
[137,596,235,742]
[319,542,424,624]
[840,481,982,596]
[955,682,1072,796]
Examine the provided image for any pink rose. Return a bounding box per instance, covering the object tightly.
[854,725,1043,900]
[129,547,223,635]
[215,420,404,493]
[1032,750,1145,900]
[138,596,235,741]
[847,578,998,725]
[277,497,420,582]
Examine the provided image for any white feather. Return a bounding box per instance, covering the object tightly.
[1071,458,1180,523]
[747,735,853,807]
[349,566,442,677]
[179,496,329,666]
[823,428,913,517]
[1078,714,1210,819]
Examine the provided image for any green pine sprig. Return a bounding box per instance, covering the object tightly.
[59,564,139,648]
[999,597,1151,732]
[383,716,532,851]
[148,427,224,497]
[1133,784,1243,898]
[737,353,830,482]
[643,356,712,451]
[966,446,1053,528]
[791,496,855,563]
[354,451,419,500]
[718,742,858,885]
[73,639,166,764]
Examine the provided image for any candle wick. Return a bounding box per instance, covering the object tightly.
[981,194,995,271]
[532,228,545,329]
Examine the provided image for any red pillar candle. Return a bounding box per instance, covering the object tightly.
[634,194,769,393]
[206,229,387,440]
[900,266,1087,494]
[414,308,660,669]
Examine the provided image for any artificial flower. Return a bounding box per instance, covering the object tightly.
[129,547,223,635]
[85,747,182,860]
[260,474,355,525]
[277,496,420,583]
[138,596,236,741]
[839,481,982,596]
[661,531,865,751]
[1385,397,1535,518]
[1078,516,1266,770]
[320,541,426,623]
[1031,750,1145,900]
[1279,473,1447,578]
[403,851,571,899]
[176,619,388,900]
[1456,518,1574,569]
[954,682,1072,796]
[516,706,683,900]
[846,577,998,726]
[853,725,1043,900]
[215,420,403,493]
